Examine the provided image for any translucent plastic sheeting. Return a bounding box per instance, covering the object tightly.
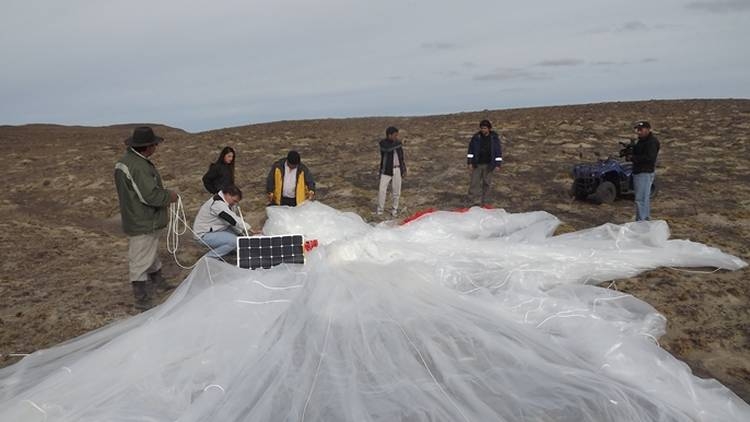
[1,202,747,421]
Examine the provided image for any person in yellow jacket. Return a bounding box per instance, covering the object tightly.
[266,150,316,206]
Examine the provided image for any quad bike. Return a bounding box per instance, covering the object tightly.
[571,140,657,204]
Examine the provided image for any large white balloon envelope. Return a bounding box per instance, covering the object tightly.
[1,202,747,421]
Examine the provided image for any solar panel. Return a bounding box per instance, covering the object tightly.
[236,235,305,269]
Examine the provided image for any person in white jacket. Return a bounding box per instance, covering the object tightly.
[193,185,255,258]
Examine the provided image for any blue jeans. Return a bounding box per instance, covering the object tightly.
[201,229,239,258]
[633,172,655,221]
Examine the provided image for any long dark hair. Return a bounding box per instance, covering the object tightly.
[216,146,236,179]
[217,146,236,165]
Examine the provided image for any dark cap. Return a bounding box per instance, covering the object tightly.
[287,150,301,165]
[480,119,492,129]
[633,121,651,129]
[125,126,163,147]
[386,126,399,136]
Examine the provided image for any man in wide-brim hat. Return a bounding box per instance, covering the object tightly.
[114,126,178,310]
[124,126,164,147]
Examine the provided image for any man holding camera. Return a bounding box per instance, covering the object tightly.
[628,121,660,221]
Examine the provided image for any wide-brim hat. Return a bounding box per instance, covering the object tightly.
[125,126,164,147]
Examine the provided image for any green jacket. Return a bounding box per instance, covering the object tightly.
[114,148,172,236]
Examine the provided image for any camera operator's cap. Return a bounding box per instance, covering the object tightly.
[633,121,651,129]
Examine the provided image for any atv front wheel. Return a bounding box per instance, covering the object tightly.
[571,181,588,200]
[591,181,616,204]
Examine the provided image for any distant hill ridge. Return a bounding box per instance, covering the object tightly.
[2,98,747,135]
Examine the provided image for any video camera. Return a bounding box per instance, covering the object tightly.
[619,139,636,158]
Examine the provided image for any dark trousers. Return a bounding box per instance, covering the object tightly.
[468,164,494,206]
[280,196,297,206]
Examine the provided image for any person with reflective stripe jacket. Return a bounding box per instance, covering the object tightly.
[466,119,503,206]
[114,126,177,310]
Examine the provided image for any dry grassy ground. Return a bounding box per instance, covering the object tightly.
[1,99,748,402]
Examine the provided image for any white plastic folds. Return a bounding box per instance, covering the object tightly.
[1,202,748,421]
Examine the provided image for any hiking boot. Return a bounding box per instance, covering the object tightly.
[131,280,153,310]
[148,269,175,292]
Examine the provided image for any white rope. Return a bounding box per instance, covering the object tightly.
[167,195,229,269]
[390,316,471,422]
[166,196,187,255]
[235,299,292,305]
[203,384,226,393]
[23,400,47,421]
[666,266,723,274]
[236,205,251,237]
[603,267,722,291]
[247,279,304,290]
[640,332,661,347]
[301,314,333,422]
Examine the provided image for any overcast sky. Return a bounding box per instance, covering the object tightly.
[1,0,748,132]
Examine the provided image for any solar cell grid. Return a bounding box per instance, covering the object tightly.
[236,235,306,269]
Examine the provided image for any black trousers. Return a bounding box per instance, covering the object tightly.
[280,196,297,206]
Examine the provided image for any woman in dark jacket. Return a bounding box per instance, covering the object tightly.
[202,146,236,194]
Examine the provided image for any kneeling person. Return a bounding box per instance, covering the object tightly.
[193,185,253,259]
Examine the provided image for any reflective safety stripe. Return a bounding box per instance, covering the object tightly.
[218,211,238,226]
[115,162,148,205]
[466,154,474,158]
[495,157,503,161]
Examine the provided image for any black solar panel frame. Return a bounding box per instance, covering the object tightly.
[236,234,305,269]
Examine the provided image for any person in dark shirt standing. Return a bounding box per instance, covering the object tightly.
[629,121,660,221]
[202,146,236,194]
[466,119,503,206]
[377,126,407,216]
